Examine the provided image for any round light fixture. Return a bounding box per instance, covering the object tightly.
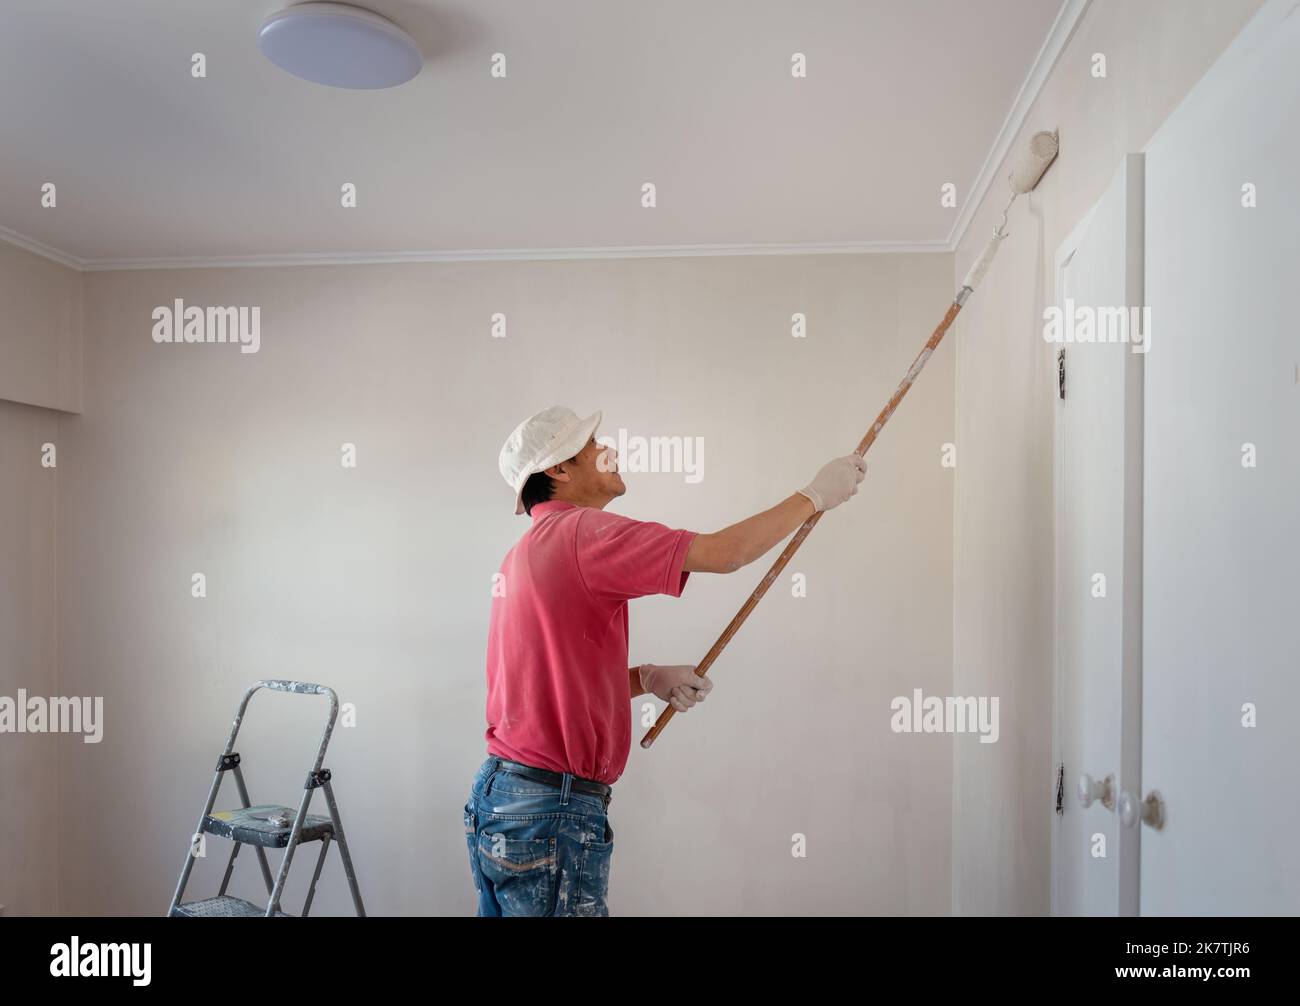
[258,3,422,89]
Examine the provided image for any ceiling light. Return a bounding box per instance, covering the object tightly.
[258,3,422,90]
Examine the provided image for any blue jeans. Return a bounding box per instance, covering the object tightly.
[463,756,614,917]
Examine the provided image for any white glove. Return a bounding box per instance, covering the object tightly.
[639,664,713,712]
[798,454,867,512]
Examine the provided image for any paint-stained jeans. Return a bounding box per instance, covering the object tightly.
[463,756,614,917]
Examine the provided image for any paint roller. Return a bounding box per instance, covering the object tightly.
[959,130,1060,297]
[641,130,1060,749]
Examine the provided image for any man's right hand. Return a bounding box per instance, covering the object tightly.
[797,454,867,512]
[639,664,713,711]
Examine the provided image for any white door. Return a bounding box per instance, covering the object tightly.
[1139,0,1300,914]
[1051,154,1145,917]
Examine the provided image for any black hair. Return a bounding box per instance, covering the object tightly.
[520,471,556,515]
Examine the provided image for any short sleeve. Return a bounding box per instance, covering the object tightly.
[574,508,698,601]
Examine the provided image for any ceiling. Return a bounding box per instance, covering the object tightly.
[0,0,1069,267]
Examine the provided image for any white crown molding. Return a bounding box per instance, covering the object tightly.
[0,223,86,270]
[0,236,951,272]
[946,0,1092,252]
[0,0,1088,273]
[79,240,951,270]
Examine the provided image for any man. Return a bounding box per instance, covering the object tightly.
[463,405,866,916]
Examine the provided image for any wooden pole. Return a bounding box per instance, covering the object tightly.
[641,298,966,749]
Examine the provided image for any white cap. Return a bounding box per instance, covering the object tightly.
[498,406,602,515]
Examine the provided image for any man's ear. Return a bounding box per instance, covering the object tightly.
[545,462,571,483]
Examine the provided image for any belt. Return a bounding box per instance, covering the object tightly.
[492,757,612,804]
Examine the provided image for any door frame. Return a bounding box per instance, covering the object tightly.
[1049,152,1145,916]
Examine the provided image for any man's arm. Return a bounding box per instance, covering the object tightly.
[629,665,647,699]
[684,455,866,574]
[684,493,813,574]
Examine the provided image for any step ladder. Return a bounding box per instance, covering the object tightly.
[168,680,366,917]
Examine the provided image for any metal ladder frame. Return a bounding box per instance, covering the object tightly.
[167,679,366,917]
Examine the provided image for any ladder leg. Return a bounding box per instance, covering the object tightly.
[171,687,258,916]
[322,779,366,917]
[266,789,315,916]
[301,836,331,918]
[232,764,275,894]
[167,768,227,916]
[218,842,242,896]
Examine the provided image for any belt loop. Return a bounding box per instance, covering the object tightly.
[559,772,573,805]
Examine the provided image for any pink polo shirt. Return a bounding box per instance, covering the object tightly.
[484,500,697,785]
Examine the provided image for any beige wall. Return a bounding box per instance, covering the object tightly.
[0,241,82,414]
[0,399,61,916]
[0,240,80,915]
[55,252,954,915]
[950,0,1264,915]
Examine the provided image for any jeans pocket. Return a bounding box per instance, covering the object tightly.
[463,804,481,893]
[477,832,558,916]
[575,818,614,917]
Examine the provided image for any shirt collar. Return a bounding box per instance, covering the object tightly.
[530,500,579,520]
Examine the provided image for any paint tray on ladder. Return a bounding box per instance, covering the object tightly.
[167,680,367,918]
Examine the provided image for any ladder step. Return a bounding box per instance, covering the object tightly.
[203,804,334,848]
[171,896,294,918]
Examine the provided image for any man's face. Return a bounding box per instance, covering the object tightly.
[548,435,625,504]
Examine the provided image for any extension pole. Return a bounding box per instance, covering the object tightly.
[640,298,965,748]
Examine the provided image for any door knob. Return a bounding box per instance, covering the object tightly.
[1118,789,1165,831]
[1118,790,1137,827]
[1076,772,1115,811]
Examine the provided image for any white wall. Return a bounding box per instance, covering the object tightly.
[56,252,955,915]
[1140,1,1299,914]
[951,0,1264,915]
